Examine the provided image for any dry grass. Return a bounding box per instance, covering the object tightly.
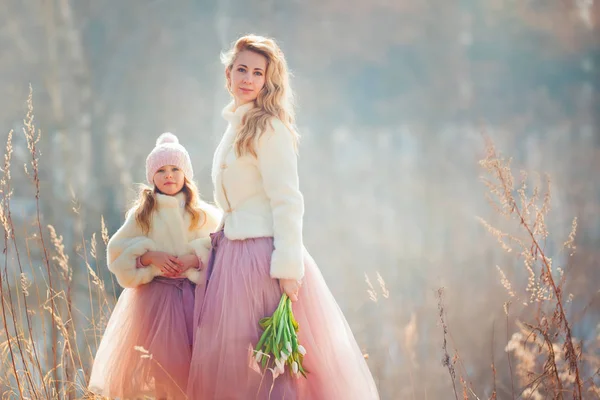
[0,89,115,399]
[431,136,599,399]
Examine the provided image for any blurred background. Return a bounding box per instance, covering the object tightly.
[0,0,599,399]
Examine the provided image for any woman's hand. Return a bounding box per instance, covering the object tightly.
[279,278,302,302]
[141,251,183,276]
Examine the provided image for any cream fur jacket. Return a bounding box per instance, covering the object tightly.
[106,192,222,288]
[213,101,305,281]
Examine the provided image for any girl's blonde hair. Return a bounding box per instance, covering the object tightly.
[128,177,207,235]
[222,34,299,157]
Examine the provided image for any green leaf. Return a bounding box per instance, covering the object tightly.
[254,324,271,351]
[259,317,272,330]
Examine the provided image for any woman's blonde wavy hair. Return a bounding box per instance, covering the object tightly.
[222,34,299,157]
[127,177,207,235]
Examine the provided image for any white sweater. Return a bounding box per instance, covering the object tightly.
[212,101,305,281]
[106,192,221,288]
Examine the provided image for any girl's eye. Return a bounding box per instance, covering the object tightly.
[237,67,246,73]
[254,71,263,76]
[157,169,164,173]
[173,167,179,171]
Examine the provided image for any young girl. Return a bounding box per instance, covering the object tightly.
[187,35,380,399]
[88,133,220,399]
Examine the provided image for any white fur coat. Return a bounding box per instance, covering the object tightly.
[106,192,221,288]
[213,101,305,281]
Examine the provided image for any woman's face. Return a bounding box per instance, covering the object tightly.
[226,50,267,107]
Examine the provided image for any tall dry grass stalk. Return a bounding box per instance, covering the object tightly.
[437,137,598,399]
[0,89,116,399]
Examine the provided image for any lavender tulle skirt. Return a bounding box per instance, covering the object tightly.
[89,276,195,399]
[187,231,379,399]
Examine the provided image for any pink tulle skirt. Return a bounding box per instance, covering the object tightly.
[187,231,379,399]
[89,277,196,399]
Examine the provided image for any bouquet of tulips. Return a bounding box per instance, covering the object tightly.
[253,294,308,378]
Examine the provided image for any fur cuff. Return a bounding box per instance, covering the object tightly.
[269,248,304,281]
[182,268,207,286]
[108,237,160,288]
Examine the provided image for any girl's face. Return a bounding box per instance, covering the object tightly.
[226,50,267,107]
[153,165,185,195]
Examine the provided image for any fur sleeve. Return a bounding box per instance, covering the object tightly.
[256,119,305,281]
[107,210,162,288]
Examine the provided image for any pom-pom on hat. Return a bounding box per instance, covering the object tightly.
[145,133,193,184]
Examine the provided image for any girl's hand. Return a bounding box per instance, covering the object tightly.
[169,254,200,277]
[279,278,302,302]
[141,251,182,276]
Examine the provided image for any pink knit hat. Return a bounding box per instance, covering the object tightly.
[145,133,194,184]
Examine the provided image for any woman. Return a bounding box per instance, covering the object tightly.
[187,34,379,399]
